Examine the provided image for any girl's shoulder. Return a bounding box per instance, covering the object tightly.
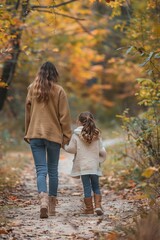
[72,132,80,139]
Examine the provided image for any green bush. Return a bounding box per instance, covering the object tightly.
[118,73,160,199]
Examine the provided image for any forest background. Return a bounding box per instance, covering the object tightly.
[0,0,159,132]
[0,0,150,134]
[0,0,160,238]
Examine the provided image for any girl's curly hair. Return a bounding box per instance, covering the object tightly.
[78,112,100,144]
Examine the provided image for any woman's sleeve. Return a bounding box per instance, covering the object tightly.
[24,88,32,141]
[99,139,107,163]
[58,89,72,145]
[64,134,77,154]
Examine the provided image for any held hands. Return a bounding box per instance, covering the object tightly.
[62,137,70,149]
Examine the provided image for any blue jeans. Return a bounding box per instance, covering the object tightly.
[81,174,101,198]
[30,139,61,196]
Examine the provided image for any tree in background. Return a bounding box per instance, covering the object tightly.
[1,0,154,138]
[23,2,143,115]
[0,0,78,111]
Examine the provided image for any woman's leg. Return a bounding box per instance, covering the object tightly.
[81,175,92,198]
[46,140,61,196]
[30,139,47,193]
[90,174,101,195]
[30,139,48,218]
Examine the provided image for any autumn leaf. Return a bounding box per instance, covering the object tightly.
[106,232,119,240]
[132,194,147,200]
[8,195,18,201]
[142,167,158,178]
[0,228,8,235]
[0,81,8,88]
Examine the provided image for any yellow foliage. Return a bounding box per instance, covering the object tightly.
[142,167,158,178]
[0,81,8,88]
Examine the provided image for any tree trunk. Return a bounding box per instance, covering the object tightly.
[0,0,78,111]
[0,0,29,111]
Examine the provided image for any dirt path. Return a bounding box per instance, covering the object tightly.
[0,150,137,240]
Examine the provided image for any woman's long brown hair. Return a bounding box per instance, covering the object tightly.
[78,112,100,144]
[33,62,59,103]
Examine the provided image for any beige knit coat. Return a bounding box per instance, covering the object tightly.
[24,83,72,145]
[64,126,107,177]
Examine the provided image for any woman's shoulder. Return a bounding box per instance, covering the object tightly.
[27,83,33,89]
[52,83,64,90]
[27,83,34,93]
[52,83,67,95]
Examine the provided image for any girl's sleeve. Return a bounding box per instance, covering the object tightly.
[64,134,77,154]
[99,139,107,163]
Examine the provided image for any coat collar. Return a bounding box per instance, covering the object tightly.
[74,126,83,135]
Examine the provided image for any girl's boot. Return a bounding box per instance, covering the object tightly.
[49,196,57,216]
[94,194,103,216]
[83,197,94,214]
[39,192,48,218]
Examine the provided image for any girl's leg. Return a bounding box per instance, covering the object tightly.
[90,174,101,195]
[46,140,61,196]
[30,139,47,193]
[81,175,94,214]
[81,175,92,198]
[90,174,103,215]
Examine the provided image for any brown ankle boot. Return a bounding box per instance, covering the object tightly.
[39,192,48,218]
[49,196,57,216]
[94,194,103,216]
[83,197,94,214]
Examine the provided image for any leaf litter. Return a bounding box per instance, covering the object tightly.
[0,150,146,240]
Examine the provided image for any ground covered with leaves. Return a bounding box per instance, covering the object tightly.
[0,150,150,240]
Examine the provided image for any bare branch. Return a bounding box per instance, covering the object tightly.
[55,11,85,21]
[31,0,79,10]
[36,9,85,21]
[76,20,94,36]
[35,10,92,36]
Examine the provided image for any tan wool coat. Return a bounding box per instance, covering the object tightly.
[24,83,72,145]
[64,126,107,177]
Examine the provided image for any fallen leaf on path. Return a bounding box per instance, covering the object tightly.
[8,195,18,201]
[131,194,147,200]
[108,215,119,221]
[0,228,9,234]
[103,190,110,195]
[106,232,119,240]
[71,192,81,196]
[10,220,23,227]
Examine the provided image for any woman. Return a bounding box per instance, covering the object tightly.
[24,62,71,218]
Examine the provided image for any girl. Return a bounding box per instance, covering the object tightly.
[24,62,71,218]
[64,111,106,215]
